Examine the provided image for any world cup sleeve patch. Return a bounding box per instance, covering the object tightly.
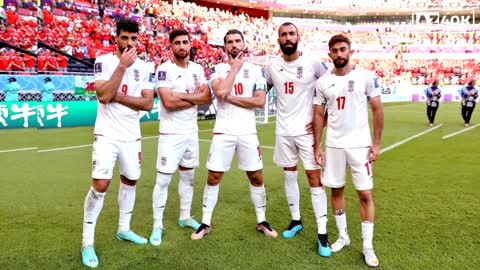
[94,62,102,73]
[158,71,167,81]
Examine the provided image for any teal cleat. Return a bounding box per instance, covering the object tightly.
[116,230,148,245]
[318,239,332,257]
[281,224,303,239]
[81,245,99,268]
[178,217,201,230]
[149,227,163,246]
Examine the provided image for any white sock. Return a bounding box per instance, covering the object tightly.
[310,187,328,234]
[152,172,173,228]
[334,210,349,239]
[178,170,195,220]
[201,184,219,226]
[284,170,300,220]
[250,184,266,223]
[118,182,136,232]
[361,221,374,249]
[82,187,106,247]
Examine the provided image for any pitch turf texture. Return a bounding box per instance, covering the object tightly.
[1,102,479,269]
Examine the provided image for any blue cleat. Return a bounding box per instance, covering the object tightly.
[116,230,148,245]
[81,245,99,268]
[282,220,303,239]
[149,227,163,246]
[178,217,201,230]
[318,239,332,257]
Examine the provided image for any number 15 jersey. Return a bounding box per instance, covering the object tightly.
[265,55,328,136]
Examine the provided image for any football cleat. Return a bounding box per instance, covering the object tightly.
[363,248,380,267]
[256,221,278,238]
[191,223,211,240]
[149,227,163,246]
[116,230,148,245]
[281,220,303,238]
[178,217,201,230]
[81,245,99,268]
[331,236,351,252]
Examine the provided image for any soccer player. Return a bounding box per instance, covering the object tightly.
[149,29,211,246]
[81,18,155,269]
[313,34,384,267]
[191,29,278,240]
[264,22,331,257]
[460,79,478,127]
[426,79,442,127]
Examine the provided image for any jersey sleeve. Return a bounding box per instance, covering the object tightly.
[197,64,208,85]
[155,63,172,89]
[142,64,155,91]
[314,59,329,79]
[94,56,110,81]
[313,78,327,106]
[254,65,267,91]
[209,64,223,81]
[264,65,273,85]
[365,71,381,99]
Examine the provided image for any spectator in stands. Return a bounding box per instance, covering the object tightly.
[41,77,55,102]
[7,51,26,71]
[425,79,442,127]
[5,77,20,102]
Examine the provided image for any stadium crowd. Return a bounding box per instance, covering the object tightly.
[1,0,480,85]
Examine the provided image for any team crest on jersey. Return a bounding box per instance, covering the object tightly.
[134,69,140,82]
[161,157,167,166]
[158,71,167,81]
[243,69,249,79]
[297,66,303,79]
[94,62,102,74]
[348,80,355,92]
[193,74,199,86]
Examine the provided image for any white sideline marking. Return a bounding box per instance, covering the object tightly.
[198,138,275,149]
[0,147,37,153]
[38,144,92,153]
[442,123,480,139]
[380,124,443,154]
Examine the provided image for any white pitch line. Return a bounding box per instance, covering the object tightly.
[442,123,480,139]
[0,147,37,153]
[38,144,93,153]
[380,123,443,154]
[198,138,275,149]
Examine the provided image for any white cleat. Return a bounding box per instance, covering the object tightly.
[331,237,351,252]
[362,248,380,267]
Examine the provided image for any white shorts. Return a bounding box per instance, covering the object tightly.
[157,133,199,173]
[322,147,373,190]
[91,136,142,180]
[207,134,263,172]
[273,134,320,170]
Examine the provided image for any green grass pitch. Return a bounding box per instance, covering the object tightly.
[0,102,479,269]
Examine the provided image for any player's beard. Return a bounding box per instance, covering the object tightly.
[119,45,133,53]
[229,48,241,59]
[333,57,349,68]
[280,41,298,56]
[173,49,190,60]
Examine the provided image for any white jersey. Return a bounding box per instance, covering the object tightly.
[155,60,207,134]
[265,55,328,136]
[210,62,266,135]
[314,67,381,148]
[93,52,154,141]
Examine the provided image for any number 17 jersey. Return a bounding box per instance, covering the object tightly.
[265,55,328,136]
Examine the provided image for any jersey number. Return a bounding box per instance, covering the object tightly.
[336,96,346,110]
[284,81,294,94]
[121,84,128,95]
[234,83,243,95]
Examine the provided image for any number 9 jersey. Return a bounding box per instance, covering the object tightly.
[265,55,328,136]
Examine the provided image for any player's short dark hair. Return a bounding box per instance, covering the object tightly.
[169,29,190,43]
[116,18,139,36]
[224,29,244,44]
[278,22,298,36]
[328,34,351,49]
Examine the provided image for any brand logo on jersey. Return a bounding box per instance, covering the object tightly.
[158,71,167,81]
[243,69,249,79]
[94,62,102,73]
[348,80,355,92]
[297,66,303,79]
[161,157,167,166]
[134,69,140,82]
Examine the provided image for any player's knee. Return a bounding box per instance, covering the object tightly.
[358,190,373,205]
[247,170,263,186]
[156,172,173,189]
[207,171,223,186]
[92,179,110,192]
[120,175,137,186]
